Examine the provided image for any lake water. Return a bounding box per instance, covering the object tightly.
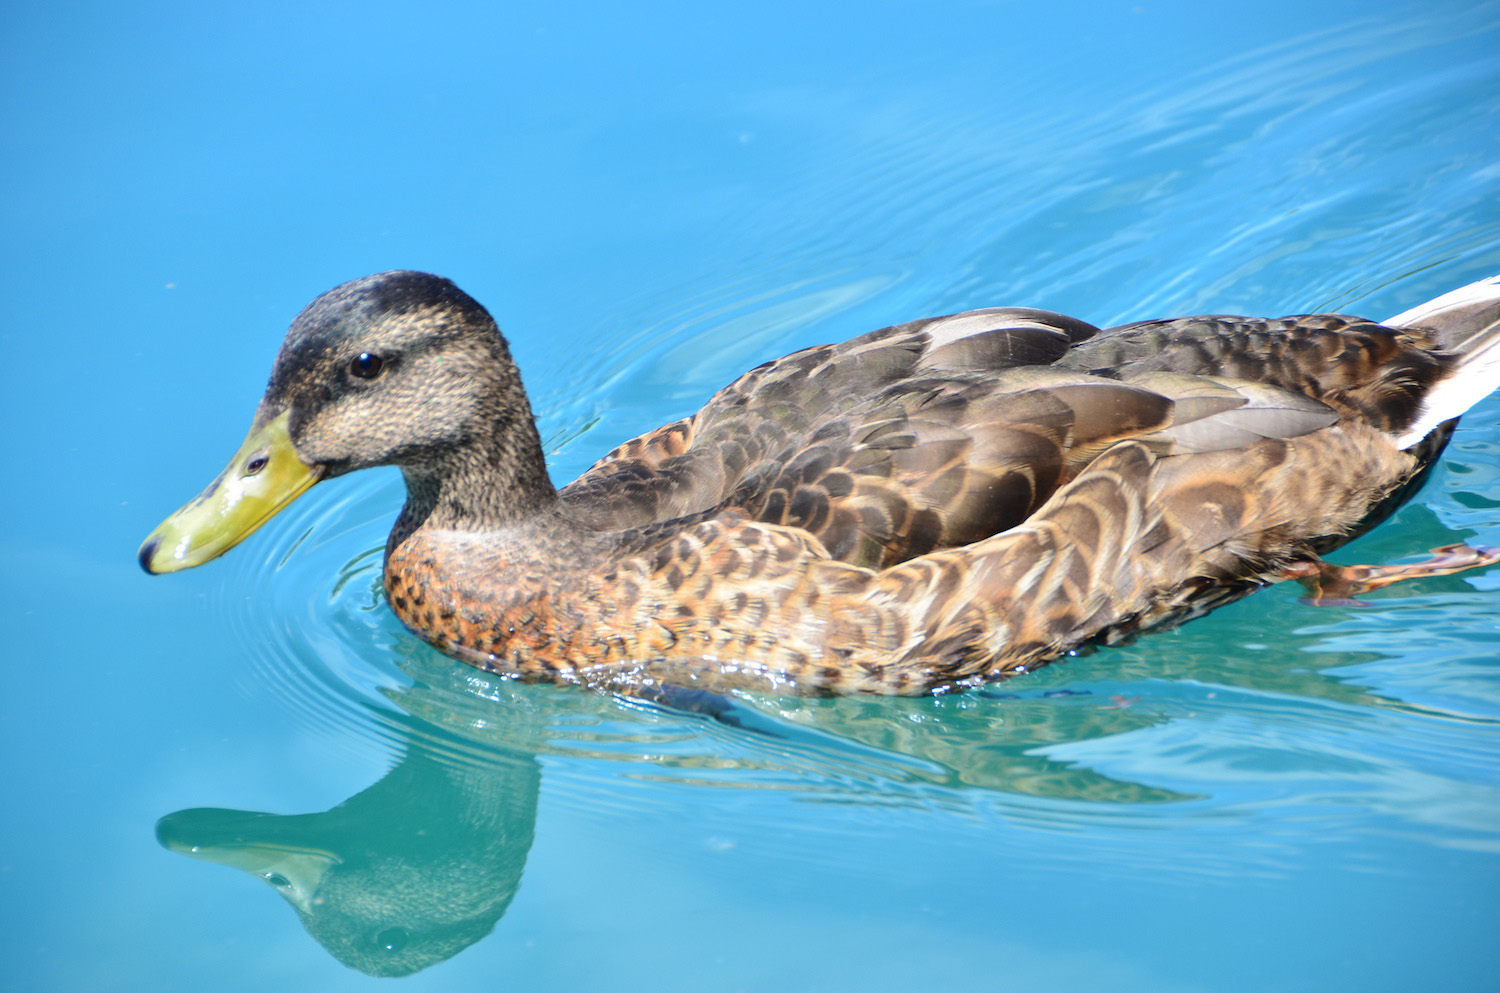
[4,1,1500,990]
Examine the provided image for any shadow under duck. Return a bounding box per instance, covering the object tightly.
[140,272,1500,695]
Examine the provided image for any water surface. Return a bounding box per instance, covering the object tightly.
[3,1,1500,990]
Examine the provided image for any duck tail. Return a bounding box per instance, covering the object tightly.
[1390,273,1500,449]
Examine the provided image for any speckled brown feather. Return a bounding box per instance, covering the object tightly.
[225,271,1500,695]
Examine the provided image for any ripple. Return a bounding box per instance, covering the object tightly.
[208,471,407,758]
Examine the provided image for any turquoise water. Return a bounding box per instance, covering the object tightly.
[5,0,1500,989]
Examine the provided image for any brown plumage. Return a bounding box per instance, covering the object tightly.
[140,272,1500,695]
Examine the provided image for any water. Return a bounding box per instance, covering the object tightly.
[4,1,1500,989]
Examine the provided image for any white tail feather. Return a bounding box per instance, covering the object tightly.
[1390,274,1500,449]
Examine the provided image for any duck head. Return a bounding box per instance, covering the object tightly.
[138,270,554,574]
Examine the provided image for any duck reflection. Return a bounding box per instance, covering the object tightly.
[153,667,1184,977]
[156,739,538,977]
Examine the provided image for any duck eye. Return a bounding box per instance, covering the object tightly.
[350,352,384,379]
[375,927,409,952]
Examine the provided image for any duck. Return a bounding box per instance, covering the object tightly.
[139,271,1500,695]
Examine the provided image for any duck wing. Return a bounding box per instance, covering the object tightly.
[560,308,1341,568]
[1059,313,1453,434]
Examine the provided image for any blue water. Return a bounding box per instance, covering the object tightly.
[5,1,1500,989]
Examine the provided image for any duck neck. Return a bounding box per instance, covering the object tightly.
[395,414,559,537]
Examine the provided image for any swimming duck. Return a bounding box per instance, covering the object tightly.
[139,271,1500,695]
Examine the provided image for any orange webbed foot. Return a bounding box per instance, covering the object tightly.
[1281,543,1500,606]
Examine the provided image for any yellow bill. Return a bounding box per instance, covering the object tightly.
[138,411,322,574]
